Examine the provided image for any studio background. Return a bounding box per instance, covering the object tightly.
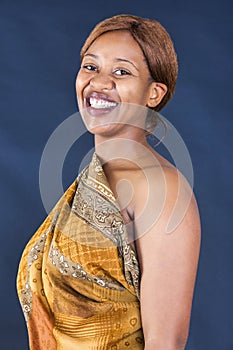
[1,0,232,349]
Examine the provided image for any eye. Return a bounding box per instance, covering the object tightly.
[114,68,131,76]
[82,64,98,72]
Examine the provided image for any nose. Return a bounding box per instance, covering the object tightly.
[90,72,114,91]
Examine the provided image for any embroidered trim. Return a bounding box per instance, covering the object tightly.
[72,179,124,246]
[49,244,125,291]
[72,153,141,298]
[20,213,58,321]
[20,283,32,322]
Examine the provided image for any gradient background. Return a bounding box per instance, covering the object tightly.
[1,0,232,349]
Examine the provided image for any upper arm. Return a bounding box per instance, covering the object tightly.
[134,168,201,348]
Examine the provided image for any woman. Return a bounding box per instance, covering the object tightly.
[17,14,201,350]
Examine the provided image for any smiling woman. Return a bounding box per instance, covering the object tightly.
[17,14,201,350]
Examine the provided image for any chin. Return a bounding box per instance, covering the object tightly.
[87,123,123,137]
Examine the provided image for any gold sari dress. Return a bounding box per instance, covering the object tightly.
[17,153,144,349]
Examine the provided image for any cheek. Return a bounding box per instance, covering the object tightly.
[117,84,135,102]
[75,73,82,95]
[75,71,89,96]
[118,84,147,104]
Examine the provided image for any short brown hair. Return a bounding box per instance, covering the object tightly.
[80,14,178,111]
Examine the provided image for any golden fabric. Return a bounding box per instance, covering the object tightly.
[17,153,144,349]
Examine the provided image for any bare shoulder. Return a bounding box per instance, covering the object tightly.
[132,153,201,240]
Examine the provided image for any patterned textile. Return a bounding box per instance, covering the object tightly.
[17,152,144,349]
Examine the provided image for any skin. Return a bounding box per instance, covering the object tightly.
[76,30,201,350]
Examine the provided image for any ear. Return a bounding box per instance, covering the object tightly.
[147,82,168,108]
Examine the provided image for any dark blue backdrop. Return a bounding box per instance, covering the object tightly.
[1,1,232,349]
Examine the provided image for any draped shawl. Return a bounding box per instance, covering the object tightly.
[17,153,144,349]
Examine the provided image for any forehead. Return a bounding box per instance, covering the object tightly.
[85,30,145,60]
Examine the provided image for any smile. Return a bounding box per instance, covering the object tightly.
[89,97,118,109]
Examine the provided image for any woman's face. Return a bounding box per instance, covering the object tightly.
[75,30,156,135]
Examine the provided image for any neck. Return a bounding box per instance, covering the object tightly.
[94,133,155,171]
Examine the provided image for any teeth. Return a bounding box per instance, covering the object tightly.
[89,97,117,109]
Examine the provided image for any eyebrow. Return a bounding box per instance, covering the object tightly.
[83,53,139,71]
[115,58,139,71]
